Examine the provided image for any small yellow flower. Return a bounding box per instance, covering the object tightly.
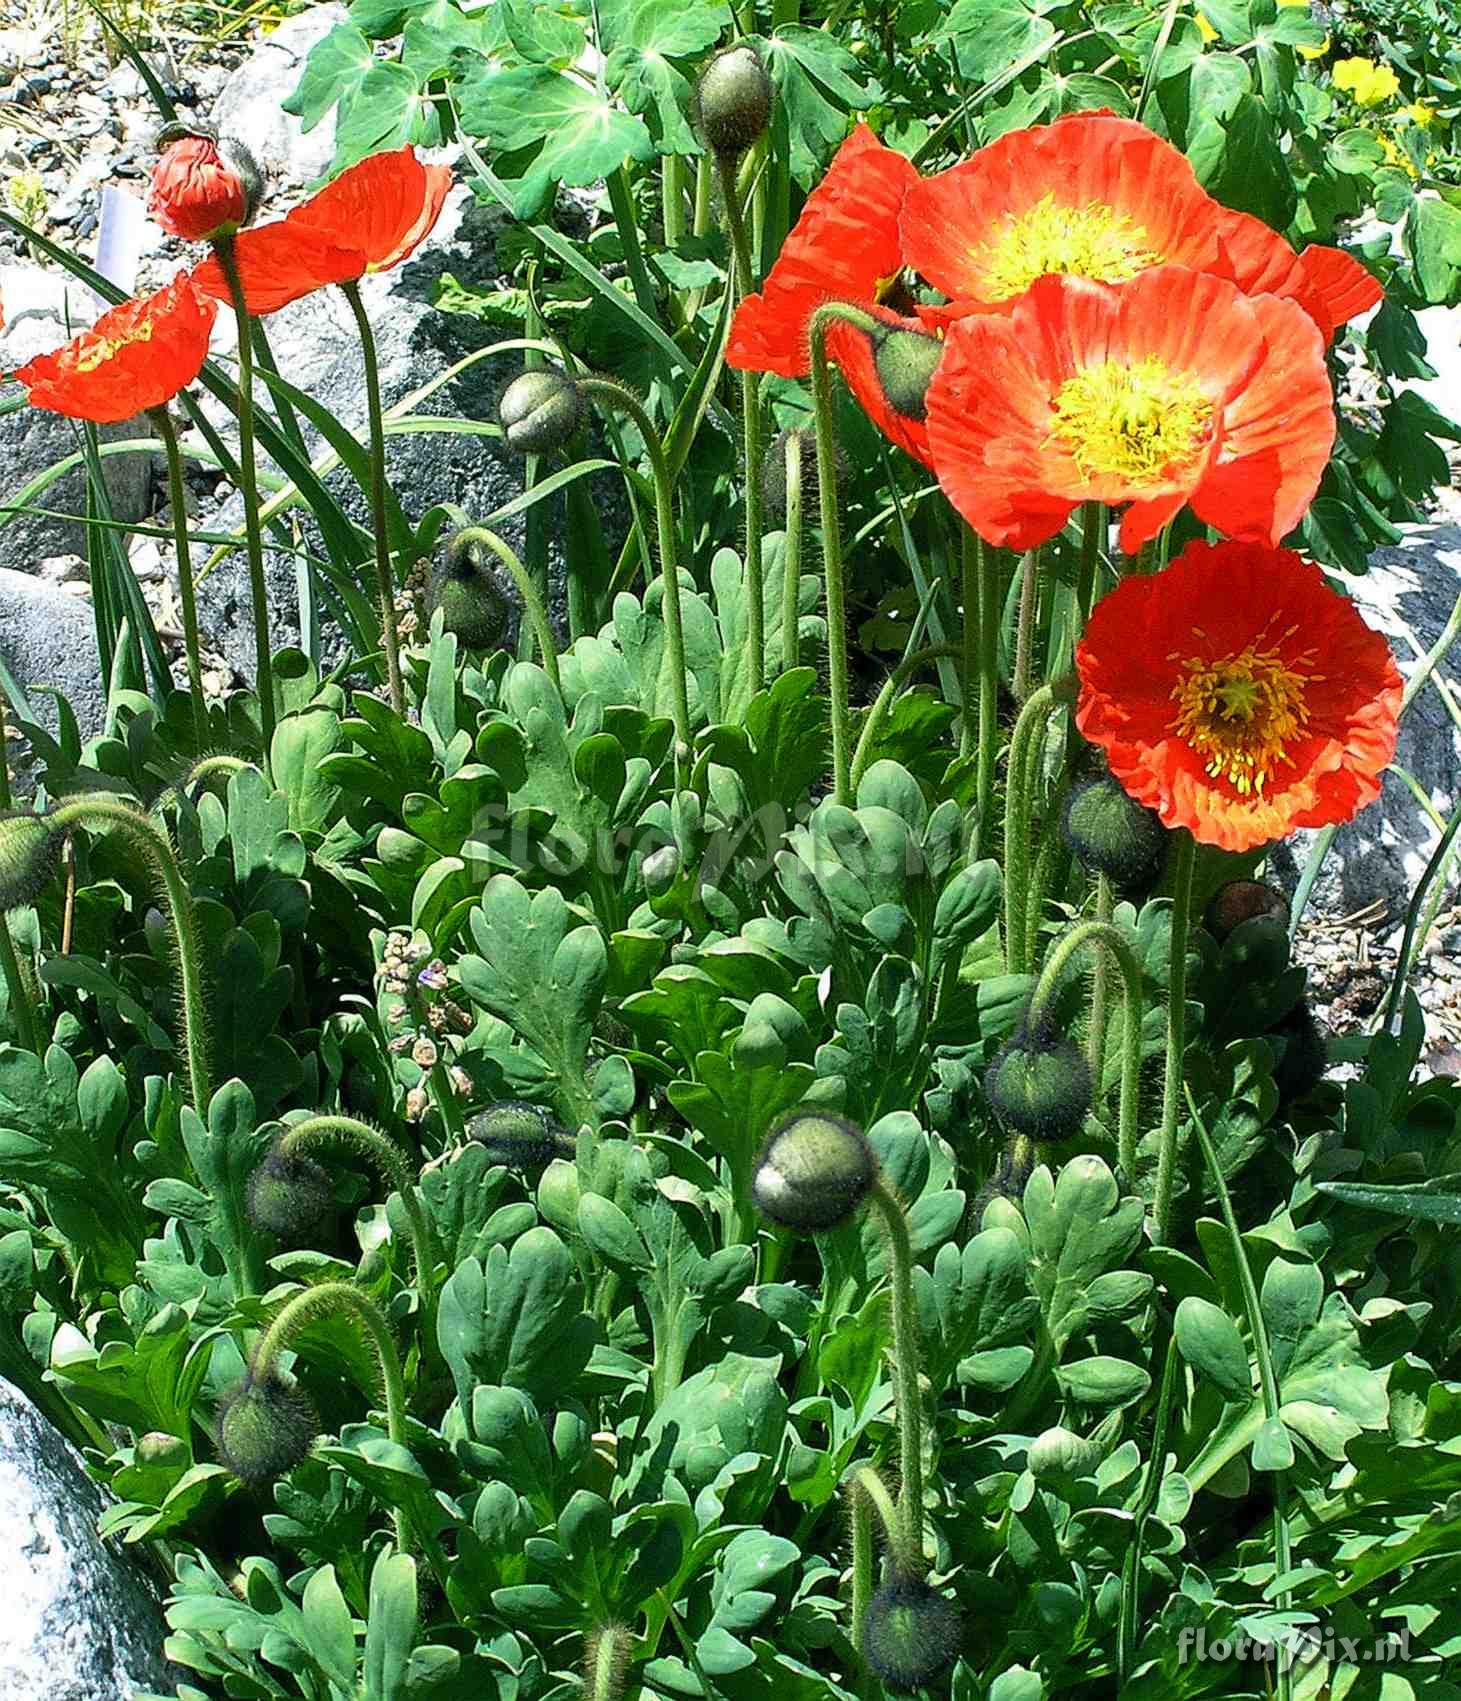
[1378,133,1420,178]
[1408,100,1439,128]
[1333,56,1401,107]
[1196,8,1218,42]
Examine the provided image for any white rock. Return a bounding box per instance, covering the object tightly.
[210,5,346,190]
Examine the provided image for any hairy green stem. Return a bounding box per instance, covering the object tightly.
[1086,873,1114,1084]
[1012,548,1039,702]
[959,528,980,758]
[850,1461,902,1567]
[1152,830,1196,1245]
[851,645,963,794]
[151,409,207,743]
[717,153,765,698]
[448,528,560,695]
[340,281,406,716]
[1028,920,1145,1181]
[866,1178,926,1577]
[586,1625,633,1701]
[849,1475,874,1663]
[212,235,275,751]
[781,432,803,671]
[0,919,39,1054]
[974,536,1002,857]
[52,799,209,1112]
[578,377,690,749]
[1003,684,1057,975]
[809,303,879,804]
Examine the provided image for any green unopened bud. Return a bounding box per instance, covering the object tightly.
[861,1576,963,1694]
[693,44,772,156]
[432,530,512,649]
[751,1110,876,1232]
[1028,1424,1103,1479]
[135,1430,189,1468]
[984,1024,1092,1144]
[498,369,583,455]
[1273,999,1327,1107]
[0,811,59,910]
[871,325,943,422]
[1205,879,1290,941]
[246,1145,333,1242]
[469,1099,572,1167]
[216,1372,317,1487]
[1062,775,1168,893]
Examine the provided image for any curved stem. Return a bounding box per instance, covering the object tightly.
[1028,919,1145,1179]
[150,408,207,743]
[1003,684,1057,976]
[809,303,878,805]
[1152,829,1196,1245]
[51,799,209,1113]
[717,154,764,699]
[850,1461,902,1564]
[340,281,405,715]
[850,645,962,794]
[277,1116,439,1289]
[577,377,689,747]
[866,1178,925,1577]
[212,235,275,752]
[449,528,560,694]
[781,432,802,672]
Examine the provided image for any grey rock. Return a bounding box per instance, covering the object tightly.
[1282,524,1461,929]
[0,1377,178,1701]
[210,4,345,190]
[0,567,108,764]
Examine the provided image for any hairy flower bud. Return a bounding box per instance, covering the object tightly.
[216,1372,317,1487]
[984,1023,1092,1144]
[432,529,512,649]
[750,1110,877,1232]
[861,1576,963,1693]
[469,1099,571,1167]
[0,811,59,910]
[871,324,943,423]
[693,44,773,156]
[498,369,583,455]
[245,1145,333,1242]
[1062,774,1168,893]
[149,124,261,242]
[1204,879,1290,941]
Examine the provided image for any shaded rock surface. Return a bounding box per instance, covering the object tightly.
[0,1377,178,1701]
[0,566,108,757]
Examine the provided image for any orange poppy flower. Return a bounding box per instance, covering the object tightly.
[1075,539,1401,851]
[148,132,253,243]
[900,112,1382,344]
[193,146,451,315]
[924,267,1335,555]
[727,123,919,378]
[12,276,216,424]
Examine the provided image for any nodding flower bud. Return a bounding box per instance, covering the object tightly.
[750,1109,877,1232]
[984,1022,1092,1144]
[693,44,773,156]
[245,1144,333,1242]
[1061,774,1168,893]
[149,124,262,242]
[0,811,59,911]
[1204,879,1290,941]
[498,369,583,455]
[468,1100,573,1168]
[216,1371,318,1487]
[870,324,943,424]
[861,1575,963,1694]
[1272,998,1328,1108]
[432,530,511,649]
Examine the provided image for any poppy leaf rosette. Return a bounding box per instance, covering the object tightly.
[13,275,217,424]
[900,110,1381,345]
[193,146,452,315]
[925,267,1335,555]
[1075,540,1402,852]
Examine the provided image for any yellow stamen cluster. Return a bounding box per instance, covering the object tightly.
[1049,357,1213,485]
[979,194,1163,301]
[1169,630,1320,797]
[74,319,155,373]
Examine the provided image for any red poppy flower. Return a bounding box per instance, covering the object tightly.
[148,133,252,243]
[193,146,452,315]
[727,123,919,378]
[13,276,216,423]
[924,267,1335,555]
[1075,540,1401,851]
[1212,207,1383,344]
